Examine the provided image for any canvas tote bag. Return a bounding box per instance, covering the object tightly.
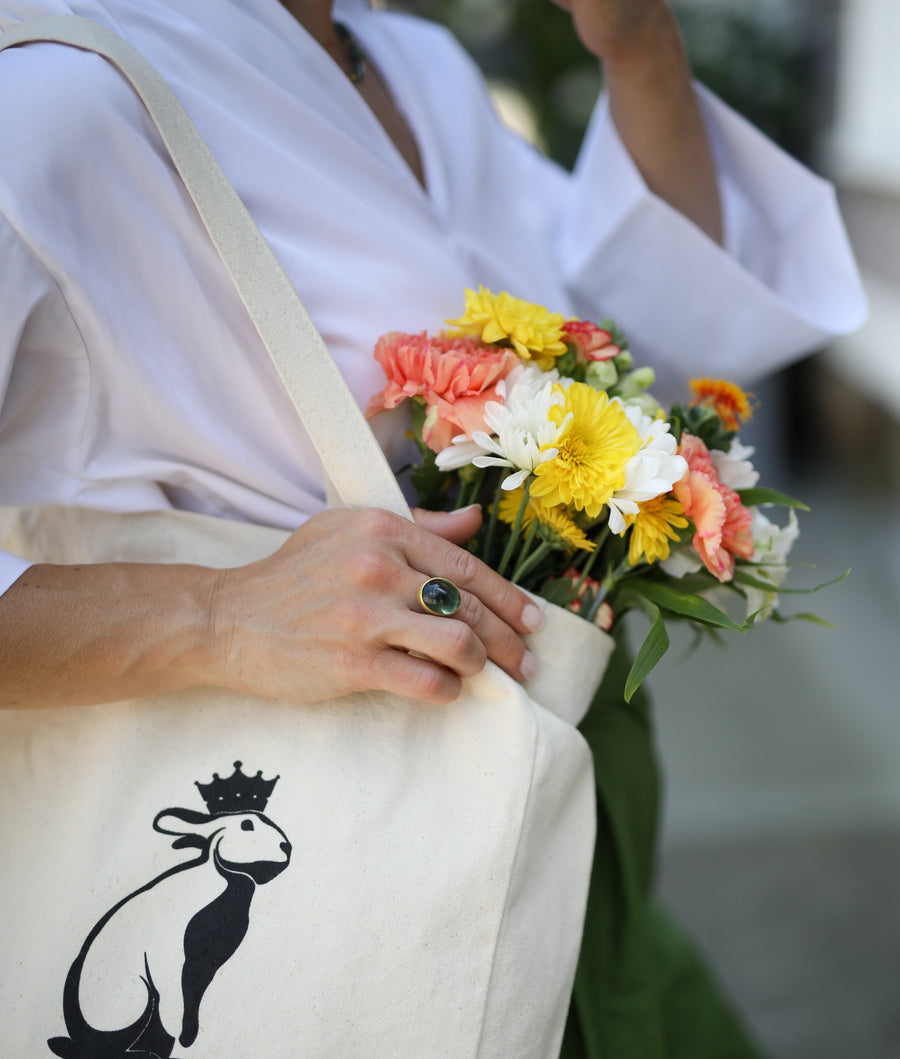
[0,17,614,1059]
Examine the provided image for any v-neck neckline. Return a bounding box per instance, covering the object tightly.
[325,4,450,222]
[162,0,451,222]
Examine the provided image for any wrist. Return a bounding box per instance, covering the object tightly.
[196,565,241,692]
[125,563,232,694]
[594,7,683,78]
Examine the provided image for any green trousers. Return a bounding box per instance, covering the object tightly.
[560,641,766,1059]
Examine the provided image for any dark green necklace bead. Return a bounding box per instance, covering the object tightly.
[334,21,367,85]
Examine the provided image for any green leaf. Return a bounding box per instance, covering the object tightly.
[730,569,784,593]
[408,444,448,511]
[556,347,580,379]
[737,487,809,510]
[667,402,734,452]
[731,567,850,595]
[768,610,835,629]
[626,578,744,630]
[538,578,579,609]
[600,318,628,352]
[625,601,670,702]
[408,396,427,439]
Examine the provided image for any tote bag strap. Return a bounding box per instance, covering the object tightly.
[0,15,411,519]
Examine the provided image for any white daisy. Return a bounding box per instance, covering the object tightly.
[435,364,568,489]
[661,548,704,579]
[744,509,799,622]
[711,439,759,490]
[607,405,688,534]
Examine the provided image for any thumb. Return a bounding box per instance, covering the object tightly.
[413,505,483,546]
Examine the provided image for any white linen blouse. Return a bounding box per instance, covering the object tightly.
[0,0,866,594]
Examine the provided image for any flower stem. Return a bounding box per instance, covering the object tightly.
[512,540,552,585]
[497,477,533,580]
[510,518,539,584]
[584,584,609,625]
[571,526,608,602]
[456,466,485,510]
[483,474,504,566]
[585,555,623,624]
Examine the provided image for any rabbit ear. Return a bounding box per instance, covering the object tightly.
[153,807,219,837]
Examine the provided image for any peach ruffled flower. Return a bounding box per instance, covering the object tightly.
[562,320,619,361]
[673,433,754,582]
[366,331,519,452]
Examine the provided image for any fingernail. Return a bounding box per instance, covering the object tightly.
[520,650,537,681]
[521,603,545,632]
[451,503,481,515]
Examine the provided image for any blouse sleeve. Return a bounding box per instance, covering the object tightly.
[0,552,30,597]
[555,84,866,395]
[0,211,59,595]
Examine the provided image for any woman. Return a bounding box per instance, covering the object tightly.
[0,0,865,1054]
[0,0,864,706]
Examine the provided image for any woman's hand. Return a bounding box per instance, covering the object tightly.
[208,506,544,707]
[552,0,672,66]
[0,506,542,710]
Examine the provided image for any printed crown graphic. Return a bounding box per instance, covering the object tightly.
[195,761,279,814]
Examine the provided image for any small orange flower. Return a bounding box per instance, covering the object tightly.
[688,378,754,432]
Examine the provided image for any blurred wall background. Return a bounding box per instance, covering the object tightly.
[387,1,899,1055]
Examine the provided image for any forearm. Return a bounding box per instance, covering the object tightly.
[0,508,541,711]
[577,5,723,244]
[0,561,221,708]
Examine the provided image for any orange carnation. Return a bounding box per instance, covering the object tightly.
[674,434,753,582]
[366,331,519,452]
[688,377,754,432]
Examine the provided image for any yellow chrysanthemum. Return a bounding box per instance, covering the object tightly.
[623,495,689,566]
[496,488,595,552]
[689,377,754,432]
[536,506,596,552]
[446,286,567,369]
[531,383,641,518]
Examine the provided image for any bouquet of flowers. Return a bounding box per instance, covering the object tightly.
[367,287,832,699]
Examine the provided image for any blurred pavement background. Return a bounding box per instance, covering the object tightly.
[654,463,900,1059]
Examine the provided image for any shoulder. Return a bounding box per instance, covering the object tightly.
[0,33,139,156]
[0,33,153,210]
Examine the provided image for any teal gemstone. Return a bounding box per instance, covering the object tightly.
[420,577,462,617]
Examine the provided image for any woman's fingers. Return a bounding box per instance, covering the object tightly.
[412,505,483,546]
[367,646,463,707]
[350,508,544,680]
[392,539,539,685]
[410,583,536,683]
[215,507,545,704]
[400,518,544,632]
[388,612,487,679]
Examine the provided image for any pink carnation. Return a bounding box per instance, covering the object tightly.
[562,320,619,361]
[673,434,754,582]
[366,331,519,452]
